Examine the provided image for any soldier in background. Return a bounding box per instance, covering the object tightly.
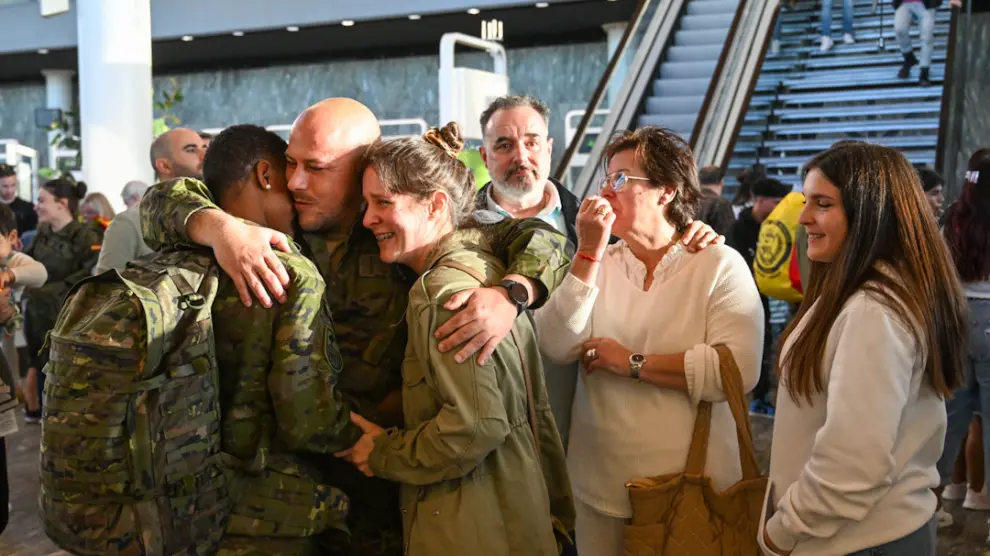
[22,179,102,423]
[141,98,572,556]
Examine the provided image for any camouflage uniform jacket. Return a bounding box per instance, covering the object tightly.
[141,180,571,425]
[368,229,575,556]
[23,220,103,349]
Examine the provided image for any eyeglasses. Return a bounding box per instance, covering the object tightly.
[599,171,651,193]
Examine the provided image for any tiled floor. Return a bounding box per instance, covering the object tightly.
[0,412,986,554]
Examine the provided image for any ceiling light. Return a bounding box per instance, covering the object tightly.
[467,8,481,14]
[286,25,299,32]
[341,20,355,26]
[408,14,421,20]
[232,31,244,37]
[37,48,49,54]
[181,35,194,42]
[536,1,549,6]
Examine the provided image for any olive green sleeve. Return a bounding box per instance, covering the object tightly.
[140,178,220,251]
[267,264,363,453]
[368,303,510,485]
[54,225,102,292]
[476,217,571,309]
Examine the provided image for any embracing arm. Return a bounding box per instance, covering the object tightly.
[764,302,917,551]
[140,178,222,251]
[368,303,510,485]
[140,178,290,307]
[477,217,571,309]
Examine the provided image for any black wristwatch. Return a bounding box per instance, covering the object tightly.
[499,279,530,316]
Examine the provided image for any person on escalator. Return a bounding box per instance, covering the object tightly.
[819,0,855,52]
[894,0,947,86]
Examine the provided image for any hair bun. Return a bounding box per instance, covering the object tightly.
[75,181,88,199]
[424,122,464,160]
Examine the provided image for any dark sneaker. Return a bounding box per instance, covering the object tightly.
[920,67,931,87]
[898,52,919,79]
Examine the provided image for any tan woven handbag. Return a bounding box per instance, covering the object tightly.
[623,345,767,556]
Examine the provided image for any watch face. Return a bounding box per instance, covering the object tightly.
[504,281,529,304]
[630,353,646,364]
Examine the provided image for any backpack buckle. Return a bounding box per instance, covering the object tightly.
[178,293,206,311]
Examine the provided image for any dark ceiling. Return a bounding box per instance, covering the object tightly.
[0,0,637,84]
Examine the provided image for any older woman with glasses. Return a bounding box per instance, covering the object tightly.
[533,126,765,555]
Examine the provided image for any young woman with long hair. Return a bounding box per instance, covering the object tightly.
[759,143,968,556]
[935,148,990,512]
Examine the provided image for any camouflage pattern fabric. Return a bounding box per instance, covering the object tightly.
[40,251,231,555]
[22,220,103,368]
[140,178,572,555]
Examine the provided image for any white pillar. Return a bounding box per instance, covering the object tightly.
[41,69,75,171]
[602,22,629,107]
[76,0,154,213]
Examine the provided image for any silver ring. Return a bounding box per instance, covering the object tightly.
[585,348,597,360]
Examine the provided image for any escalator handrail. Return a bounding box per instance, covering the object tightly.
[692,0,779,168]
[689,0,753,149]
[934,2,960,173]
[553,0,653,183]
[569,0,694,199]
[716,6,780,169]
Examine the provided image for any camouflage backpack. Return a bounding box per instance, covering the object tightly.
[39,250,233,555]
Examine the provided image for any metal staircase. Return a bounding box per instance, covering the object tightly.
[724,0,954,190]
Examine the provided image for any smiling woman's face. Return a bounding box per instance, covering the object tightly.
[799,169,849,263]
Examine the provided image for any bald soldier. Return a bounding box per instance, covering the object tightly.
[150,127,208,181]
[141,99,572,555]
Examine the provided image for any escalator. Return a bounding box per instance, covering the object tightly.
[556,0,778,198]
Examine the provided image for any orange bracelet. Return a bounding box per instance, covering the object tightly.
[576,252,600,263]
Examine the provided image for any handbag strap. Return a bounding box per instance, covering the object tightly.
[431,260,543,463]
[684,345,762,480]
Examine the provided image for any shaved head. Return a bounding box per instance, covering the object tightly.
[150,127,207,180]
[285,98,381,233]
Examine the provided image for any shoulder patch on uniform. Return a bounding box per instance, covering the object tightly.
[472,209,507,225]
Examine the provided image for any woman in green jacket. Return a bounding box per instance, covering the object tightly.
[336,122,575,556]
[23,178,103,422]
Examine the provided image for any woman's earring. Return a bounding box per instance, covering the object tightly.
[264,180,271,190]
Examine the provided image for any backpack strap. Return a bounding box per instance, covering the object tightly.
[431,260,542,464]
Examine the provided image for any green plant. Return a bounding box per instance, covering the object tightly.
[41,79,186,176]
[153,78,185,137]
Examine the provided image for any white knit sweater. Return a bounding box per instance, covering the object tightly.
[759,289,943,555]
[533,241,764,517]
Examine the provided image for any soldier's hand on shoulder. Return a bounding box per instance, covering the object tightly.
[436,286,518,365]
[214,218,292,308]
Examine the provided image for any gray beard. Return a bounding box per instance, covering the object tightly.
[491,180,542,206]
